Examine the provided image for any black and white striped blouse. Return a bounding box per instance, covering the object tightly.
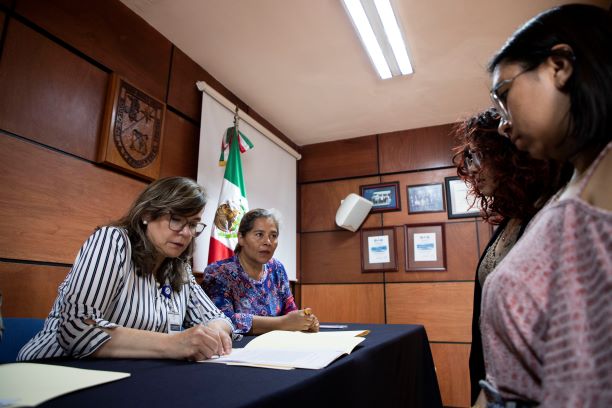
[18,226,234,360]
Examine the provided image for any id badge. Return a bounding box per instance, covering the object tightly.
[168,308,183,334]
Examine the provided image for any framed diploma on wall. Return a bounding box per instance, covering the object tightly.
[360,227,398,272]
[444,176,481,219]
[404,223,446,271]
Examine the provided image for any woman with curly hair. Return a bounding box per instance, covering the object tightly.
[453,108,569,407]
[481,4,611,406]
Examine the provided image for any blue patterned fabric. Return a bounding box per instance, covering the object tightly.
[202,256,297,333]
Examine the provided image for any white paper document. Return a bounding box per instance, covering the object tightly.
[0,363,130,407]
[413,232,437,261]
[368,235,390,263]
[201,330,367,370]
[449,178,480,215]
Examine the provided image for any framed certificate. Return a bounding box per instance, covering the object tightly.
[360,227,398,272]
[444,176,481,219]
[404,223,446,271]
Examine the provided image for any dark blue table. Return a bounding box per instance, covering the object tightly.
[39,323,442,408]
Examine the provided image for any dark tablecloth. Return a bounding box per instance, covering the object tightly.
[38,323,442,408]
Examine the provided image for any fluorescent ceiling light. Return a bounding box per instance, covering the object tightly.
[342,0,413,79]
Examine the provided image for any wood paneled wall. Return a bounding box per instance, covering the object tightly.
[298,126,491,407]
[0,1,293,319]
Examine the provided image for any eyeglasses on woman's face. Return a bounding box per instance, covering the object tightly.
[167,213,206,237]
[490,69,529,124]
[463,149,483,172]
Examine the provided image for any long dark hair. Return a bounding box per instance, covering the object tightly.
[111,177,207,291]
[453,108,568,224]
[488,4,612,157]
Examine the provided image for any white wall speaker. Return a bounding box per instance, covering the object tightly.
[335,193,373,232]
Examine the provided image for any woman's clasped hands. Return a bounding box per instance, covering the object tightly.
[282,308,320,332]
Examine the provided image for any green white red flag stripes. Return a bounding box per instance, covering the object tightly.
[218,126,254,165]
[207,126,253,264]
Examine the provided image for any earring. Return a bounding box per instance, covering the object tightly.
[143,220,148,225]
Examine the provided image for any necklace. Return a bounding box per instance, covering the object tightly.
[478,219,522,286]
[495,219,520,254]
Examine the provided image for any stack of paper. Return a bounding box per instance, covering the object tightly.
[201,330,369,370]
[0,363,130,407]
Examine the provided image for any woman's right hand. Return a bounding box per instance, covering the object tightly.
[168,324,228,361]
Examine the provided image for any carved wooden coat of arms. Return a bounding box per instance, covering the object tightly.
[98,74,165,180]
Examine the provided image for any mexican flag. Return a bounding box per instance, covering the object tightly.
[207,126,253,264]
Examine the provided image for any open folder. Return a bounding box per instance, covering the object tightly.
[201,329,369,370]
[0,363,130,407]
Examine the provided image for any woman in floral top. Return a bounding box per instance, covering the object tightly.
[203,209,319,334]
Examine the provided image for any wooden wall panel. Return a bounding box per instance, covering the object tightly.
[301,176,381,232]
[445,221,479,279]
[16,0,172,101]
[381,167,458,226]
[292,280,301,309]
[295,232,301,281]
[301,284,385,323]
[167,47,203,123]
[301,231,383,283]
[0,10,4,32]
[0,20,108,160]
[0,134,146,263]
[386,282,473,342]
[0,262,70,318]
[431,343,471,407]
[299,123,475,407]
[378,124,456,173]
[159,110,199,178]
[298,135,378,182]
[385,221,478,282]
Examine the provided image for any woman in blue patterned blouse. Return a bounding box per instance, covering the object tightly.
[203,209,319,334]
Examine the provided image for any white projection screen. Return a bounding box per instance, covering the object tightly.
[194,88,298,281]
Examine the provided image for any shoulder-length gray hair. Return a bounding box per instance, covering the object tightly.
[110,176,207,291]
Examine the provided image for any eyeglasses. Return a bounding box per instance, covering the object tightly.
[168,213,206,237]
[463,149,483,171]
[490,69,529,123]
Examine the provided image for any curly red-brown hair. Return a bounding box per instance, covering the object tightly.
[453,108,568,224]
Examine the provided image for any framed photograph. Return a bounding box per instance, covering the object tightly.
[360,227,398,272]
[406,183,445,214]
[404,223,446,271]
[98,74,166,180]
[360,182,401,213]
[444,176,481,219]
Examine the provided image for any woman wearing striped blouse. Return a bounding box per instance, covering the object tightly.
[18,177,235,361]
